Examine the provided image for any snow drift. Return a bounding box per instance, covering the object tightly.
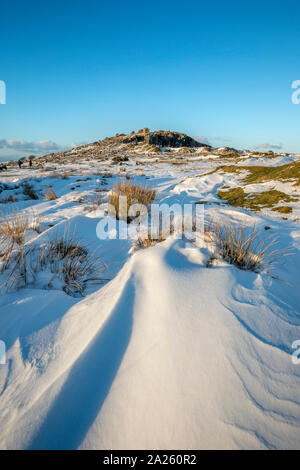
[1,233,300,449]
[0,154,300,450]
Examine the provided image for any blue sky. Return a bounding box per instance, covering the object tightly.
[0,0,300,160]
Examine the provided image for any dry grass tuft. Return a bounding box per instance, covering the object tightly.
[23,182,38,200]
[135,227,167,249]
[45,186,57,200]
[29,211,41,233]
[0,209,41,268]
[109,181,156,221]
[86,193,103,211]
[2,244,29,289]
[0,209,41,287]
[61,172,71,179]
[40,229,105,295]
[0,210,28,248]
[0,224,105,296]
[207,218,291,272]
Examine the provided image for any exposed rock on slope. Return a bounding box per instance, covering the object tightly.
[120,129,210,148]
[34,129,215,164]
[17,129,253,167]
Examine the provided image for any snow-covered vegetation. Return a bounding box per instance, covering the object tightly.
[0,131,300,449]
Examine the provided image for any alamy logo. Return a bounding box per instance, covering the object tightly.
[0,80,6,104]
[96,200,204,241]
[0,340,6,365]
[292,340,300,365]
[291,80,300,104]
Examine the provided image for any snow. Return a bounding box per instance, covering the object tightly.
[0,153,300,449]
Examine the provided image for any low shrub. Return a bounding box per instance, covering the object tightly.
[23,182,38,200]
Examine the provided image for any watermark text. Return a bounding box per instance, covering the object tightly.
[292,340,300,365]
[0,80,6,104]
[292,80,300,104]
[0,340,6,365]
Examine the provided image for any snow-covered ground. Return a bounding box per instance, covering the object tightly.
[0,152,300,449]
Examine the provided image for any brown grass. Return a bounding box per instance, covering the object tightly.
[43,229,105,295]
[208,218,291,271]
[0,209,41,287]
[1,244,28,289]
[45,187,57,200]
[0,209,28,248]
[109,181,156,221]
[61,172,71,179]
[135,227,167,248]
[1,225,105,295]
[86,193,103,211]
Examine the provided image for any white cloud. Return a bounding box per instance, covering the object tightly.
[213,136,231,143]
[0,139,63,153]
[255,142,283,150]
[194,136,211,146]
[195,136,232,146]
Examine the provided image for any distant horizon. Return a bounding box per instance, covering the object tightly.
[1,0,300,160]
[1,127,299,163]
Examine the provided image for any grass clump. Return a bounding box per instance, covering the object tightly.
[61,172,71,179]
[0,209,28,249]
[44,232,104,296]
[112,156,129,163]
[109,181,156,221]
[217,187,297,212]
[85,193,103,212]
[45,187,57,200]
[0,210,41,287]
[217,187,245,207]
[135,227,167,249]
[0,223,105,296]
[272,206,293,214]
[213,161,300,186]
[208,219,291,272]
[0,210,41,250]
[23,182,38,200]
